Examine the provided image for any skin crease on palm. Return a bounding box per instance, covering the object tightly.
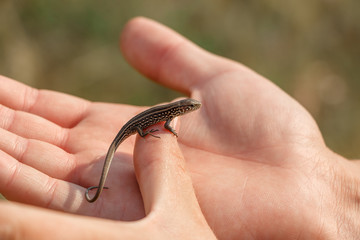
[0,17,360,239]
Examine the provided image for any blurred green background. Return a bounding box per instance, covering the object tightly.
[0,0,359,177]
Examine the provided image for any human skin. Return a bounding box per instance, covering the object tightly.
[0,127,217,239]
[1,17,360,239]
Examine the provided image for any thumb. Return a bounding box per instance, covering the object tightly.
[133,121,203,218]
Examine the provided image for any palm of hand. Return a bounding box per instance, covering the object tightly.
[186,72,328,238]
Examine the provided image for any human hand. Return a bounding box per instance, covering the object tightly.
[0,130,217,239]
[119,18,360,239]
[1,17,360,239]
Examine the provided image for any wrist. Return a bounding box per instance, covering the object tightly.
[319,151,360,239]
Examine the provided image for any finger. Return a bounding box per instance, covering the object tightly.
[0,202,126,240]
[0,128,74,181]
[133,122,205,220]
[0,149,85,213]
[0,75,90,128]
[120,17,240,94]
[0,104,68,147]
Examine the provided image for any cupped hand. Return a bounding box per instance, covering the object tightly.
[1,17,359,239]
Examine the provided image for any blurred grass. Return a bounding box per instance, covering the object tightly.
[0,0,359,158]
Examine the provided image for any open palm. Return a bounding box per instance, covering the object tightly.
[0,18,345,239]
